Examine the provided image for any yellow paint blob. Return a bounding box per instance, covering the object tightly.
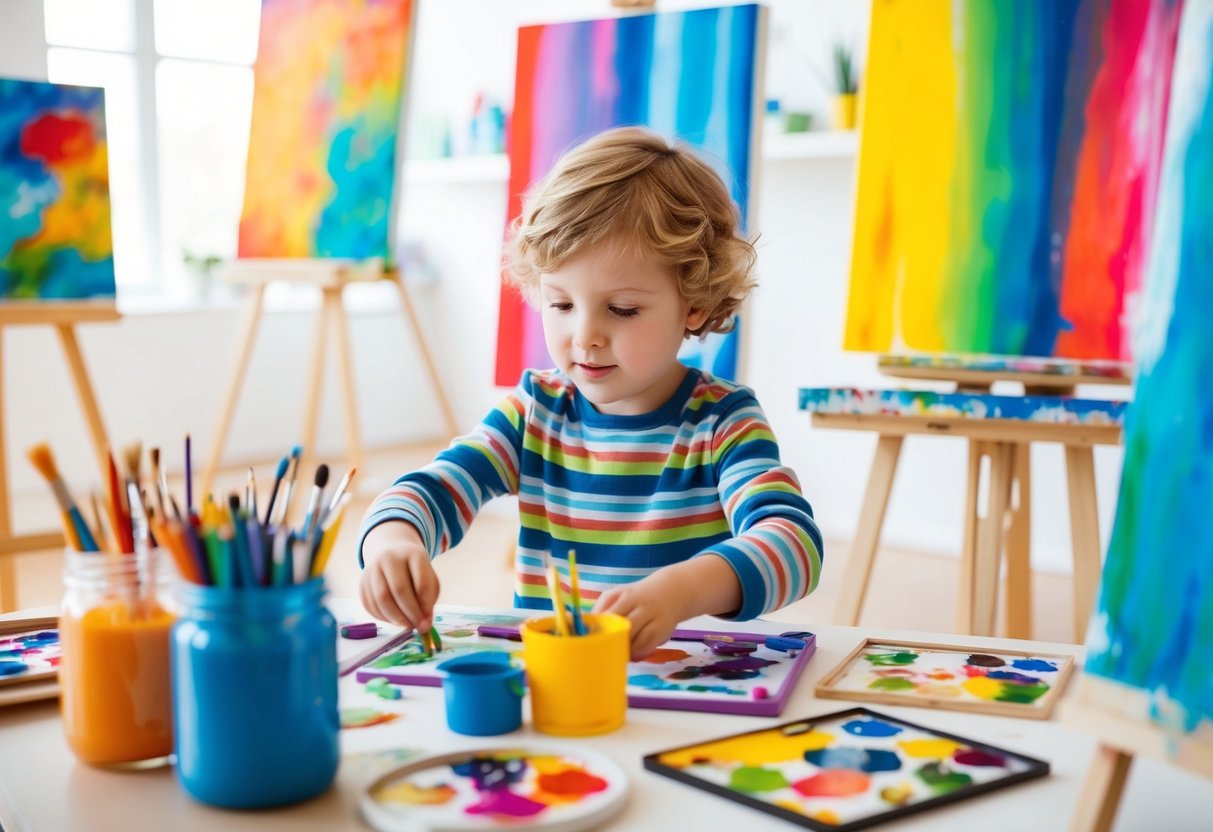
[897,739,962,759]
[961,676,1005,701]
[374,780,456,806]
[914,683,962,698]
[658,729,835,768]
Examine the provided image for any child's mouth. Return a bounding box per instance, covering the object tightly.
[576,363,616,380]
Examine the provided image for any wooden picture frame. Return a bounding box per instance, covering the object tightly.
[644,707,1051,832]
[815,638,1075,719]
[0,615,60,707]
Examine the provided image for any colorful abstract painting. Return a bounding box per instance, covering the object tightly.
[645,708,1049,831]
[846,0,1183,360]
[0,79,115,300]
[1083,0,1213,745]
[816,640,1075,719]
[494,4,764,386]
[799,387,1126,427]
[238,0,414,259]
[0,625,60,685]
[352,608,815,717]
[362,746,627,830]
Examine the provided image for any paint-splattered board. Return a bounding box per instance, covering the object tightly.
[0,616,60,707]
[352,610,816,716]
[644,707,1050,832]
[815,639,1075,720]
[799,387,1126,427]
[361,744,628,831]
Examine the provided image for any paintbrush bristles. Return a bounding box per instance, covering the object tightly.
[122,441,143,483]
[25,443,72,511]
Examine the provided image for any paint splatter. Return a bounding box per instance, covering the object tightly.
[954,749,1007,767]
[897,739,962,759]
[880,783,914,805]
[628,673,744,696]
[341,707,401,729]
[966,654,1006,668]
[805,747,902,773]
[668,655,775,681]
[792,769,871,797]
[1010,658,1058,672]
[916,761,973,794]
[865,651,918,666]
[870,677,916,691]
[962,675,1049,704]
[873,668,915,677]
[442,628,476,639]
[373,780,457,806]
[365,677,402,700]
[731,766,790,792]
[842,718,903,737]
[639,647,692,663]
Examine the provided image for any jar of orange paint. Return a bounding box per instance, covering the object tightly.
[59,548,175,768]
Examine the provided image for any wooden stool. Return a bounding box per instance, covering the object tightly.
[802,373,1127,642]
[200,261,458,502]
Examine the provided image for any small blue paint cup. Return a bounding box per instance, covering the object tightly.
[438,652,525,736]
[171,579,338,809]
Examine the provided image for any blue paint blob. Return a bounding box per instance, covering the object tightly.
[805,747,903,773]
[628,674,680,691]
[0,661,28,677]
[842,718,903,737]
[1011,658,1058,672]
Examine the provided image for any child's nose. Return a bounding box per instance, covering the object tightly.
[574,315,604,349]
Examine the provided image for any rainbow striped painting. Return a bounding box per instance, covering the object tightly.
[494,5,764,387]
[846,0,1183,361]
[0,79,115,300]
[1083,1,1213,745]
[238,0,414,259]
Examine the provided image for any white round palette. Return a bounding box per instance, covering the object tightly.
[360,743,628,832]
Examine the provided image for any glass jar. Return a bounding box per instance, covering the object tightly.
[171,578,338,809]
[59,547,175,767]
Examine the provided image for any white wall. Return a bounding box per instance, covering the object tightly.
[0,0,1123,573]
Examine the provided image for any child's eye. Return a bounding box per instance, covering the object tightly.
[548,302,573,312]
[610,306,639,318]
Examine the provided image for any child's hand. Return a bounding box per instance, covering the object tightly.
[359,521,440,631]
[593,573,688,660]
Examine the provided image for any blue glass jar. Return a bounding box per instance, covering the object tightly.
[171,578,338,809]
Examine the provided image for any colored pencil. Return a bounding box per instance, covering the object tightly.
[263,455,289,526]
[547,566,572,637]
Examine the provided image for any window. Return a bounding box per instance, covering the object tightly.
[44,0,260,297]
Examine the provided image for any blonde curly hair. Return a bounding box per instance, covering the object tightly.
[505,126,757,337]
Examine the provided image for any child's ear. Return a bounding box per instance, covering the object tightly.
[686,308,709,332]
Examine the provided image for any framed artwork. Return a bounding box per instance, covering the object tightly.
[0,616,60,707]
[0,78,115,300]
[799,387,1126,428]
[351,610,816,716]
[361,744,628,831]
[846,0,1183,360]
[815,639,1075,719]
[238,0,416,259]
[494,4,765,385]
[644,707,1050,831]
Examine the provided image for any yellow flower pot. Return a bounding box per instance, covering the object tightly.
[831,93,858,131]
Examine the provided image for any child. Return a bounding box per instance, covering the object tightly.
[358,126,822,659]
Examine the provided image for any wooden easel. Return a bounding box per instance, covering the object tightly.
[0,302,117,611]
[200,260,458,501]
[813,359,1130,642]
[1065,675,1213,831]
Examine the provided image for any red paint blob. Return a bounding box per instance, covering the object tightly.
[20,113,95,164]
[793,769,871,797]
[641,647,691,663]
[537,769,608,797]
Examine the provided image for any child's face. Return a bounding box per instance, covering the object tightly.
[539,244,708,415]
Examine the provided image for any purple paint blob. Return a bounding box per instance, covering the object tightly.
[1011,658,1058,672]
[954,749,1007,767]
[842,718,903,737]
[987,670,1043,684]
[465,789,547,818]
[452,756,527,790]
[966,654,1006,668]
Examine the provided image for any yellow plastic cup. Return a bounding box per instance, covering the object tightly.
[520,613,630,736]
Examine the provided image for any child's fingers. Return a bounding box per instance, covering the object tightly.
[409,557,441,630]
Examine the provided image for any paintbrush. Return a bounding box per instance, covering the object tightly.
[88,492,112,553]
[106,450,134,553]
[547,565,572,637]
[149,447,168,518]
[25,443,99,552]
[184,433,194,514]
[300,463,329,540]
[123,444,151,555]
[275,445,304,526]
[319,466,356,529]
[567,549,587,635]
[262,455,289,527]
[245,467,258,521]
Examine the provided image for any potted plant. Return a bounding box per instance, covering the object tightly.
[831,42,859,130]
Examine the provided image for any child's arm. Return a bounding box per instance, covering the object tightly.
[359,520,440,631]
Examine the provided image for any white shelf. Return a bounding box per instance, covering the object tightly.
[402,131,858,185]
[762,130,858,160]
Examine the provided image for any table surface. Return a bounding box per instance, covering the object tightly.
[1,602,1211,831]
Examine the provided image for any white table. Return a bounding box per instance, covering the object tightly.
[1,603,1211,831]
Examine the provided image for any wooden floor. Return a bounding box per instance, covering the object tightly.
[5,441,1077,643]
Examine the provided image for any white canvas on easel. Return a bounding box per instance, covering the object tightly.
[202,0,456,500]
[1064,5,1213,827]
[0,78,119,611]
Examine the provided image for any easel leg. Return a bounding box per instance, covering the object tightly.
[55,324,112,483]
[329,287,364,476]
[834,434,903,626]
[299,289,332,484]
[967,442,1013,636]
[0,330,14,612]
[1004,442,1033,639]
[1070,744,1132,832]
[959,441,984,632]
[1066,444,1102,642]
[390,271,458,437]
[202,284,266,500]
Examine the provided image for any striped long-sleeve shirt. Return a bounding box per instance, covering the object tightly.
[358,367,823,620]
